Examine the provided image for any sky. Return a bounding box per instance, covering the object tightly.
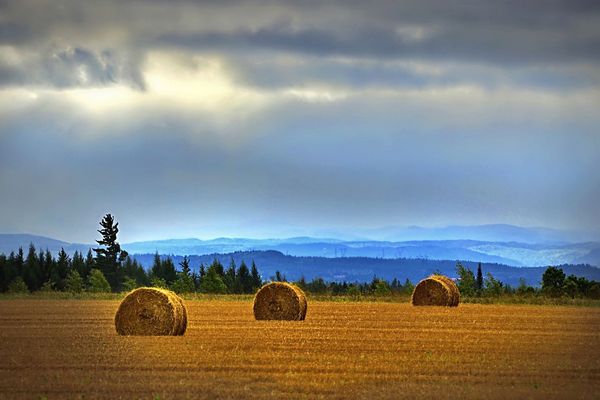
[1,0,599,243]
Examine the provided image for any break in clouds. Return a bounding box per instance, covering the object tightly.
[0,0,599,242]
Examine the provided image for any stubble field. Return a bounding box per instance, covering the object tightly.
[0,300,599,399]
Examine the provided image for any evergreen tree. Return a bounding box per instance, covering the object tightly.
[42,250,54,286]
[172,256,195,293]
[476,262,484,293]
[236,260,252,294]
[211,259,224,277]
[54,248,70,291]
[161,257,177,285]
[93,213,128,291]
[250,260,262,290]
[87,268,112,293]
[296,275,307,291]
[224,258,237,293]
[274,270,286,282]
[151,252,163,280]
[84,249,95,277]
[0,254,6,292]
[24,244,41,291]
[403,278,414,294]
[72,251,87,280]
[199,263,206,278]
[180,256,191,276]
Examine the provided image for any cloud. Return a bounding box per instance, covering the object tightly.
[0,0,599,240]
[0,45,146,89]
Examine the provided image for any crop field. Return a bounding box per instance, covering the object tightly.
[0,300,599,399]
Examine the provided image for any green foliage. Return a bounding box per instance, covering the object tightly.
[542,266,566,297]
[93,214,128,292]
[456,262,476,296]
[199,264,227,294]
[236,260,253,294]
[373,279,392,296]
[476,263,484,293]
[170,256,196,294]
[121,276,138,292]
[65,269,84,293]
[347,284,361,300]
[8,276,29,293]
[150,276,168,289]
[250,261,262,290]
[484,272,504,296]
[87,269,111,293]
[39,280,56,292]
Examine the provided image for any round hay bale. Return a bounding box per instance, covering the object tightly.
[432,274,460,306]
[115,287,188,335]
[411,276,457,307]
[253,282,307,321]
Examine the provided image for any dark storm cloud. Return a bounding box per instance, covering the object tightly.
[1,0,600,90]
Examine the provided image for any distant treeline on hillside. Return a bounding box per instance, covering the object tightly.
[130,250,600,288]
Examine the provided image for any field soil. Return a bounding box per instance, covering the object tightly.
[0,300,599,399]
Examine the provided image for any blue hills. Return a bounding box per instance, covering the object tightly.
[1,224,599,286]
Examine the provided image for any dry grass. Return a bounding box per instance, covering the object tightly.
[412,276,457,307]
[253,282,307,321]
[114,287,187,336]
[0,300,599,399]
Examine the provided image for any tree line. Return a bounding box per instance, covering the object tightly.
[1,214,599,299]
[455,262,600,299]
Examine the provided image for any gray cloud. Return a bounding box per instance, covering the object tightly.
[1,0,599,240]
[0,46,145,89]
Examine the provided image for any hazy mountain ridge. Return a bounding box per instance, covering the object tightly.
[1,224,599,268]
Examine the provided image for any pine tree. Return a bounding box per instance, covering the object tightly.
[224,258,237,293]
[93,213,128,291]
[172,256,195,293]
[151,252,163,281]
[161,257,177,286]
[72,251,86,280]
[54,248,70,291]
[476,262,484,293]
[250,260,262,290]
[236,260,252,294]
[24,244,41,291]
[84,249,95,277]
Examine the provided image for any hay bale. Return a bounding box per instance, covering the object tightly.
[432,274,460,306]
[411,276,458,307]
[115,287,188,335]
[253,282,307,320]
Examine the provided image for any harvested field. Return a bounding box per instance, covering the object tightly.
[0,300,599,399]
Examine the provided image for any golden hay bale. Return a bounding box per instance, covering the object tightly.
[115,287,188,336]
[411,276,458,307]
[253,282,307,321]
[432,274,460,306]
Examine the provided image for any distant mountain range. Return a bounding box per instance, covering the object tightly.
[1,225,600,269]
